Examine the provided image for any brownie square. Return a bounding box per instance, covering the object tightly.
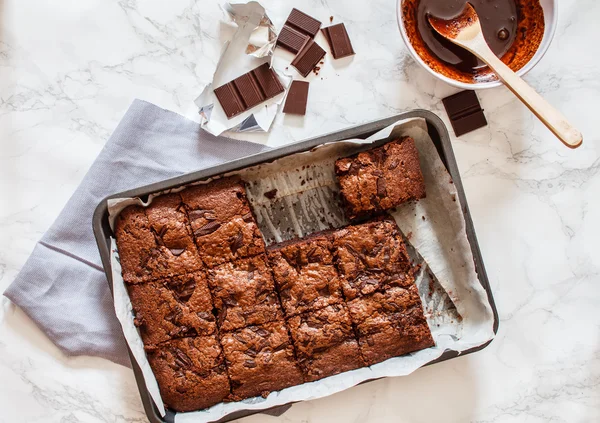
[180,177,266,268]
[333,217,414,300]
[114,196,203,283]
[208,255,282,332]
[146,336,230,412]
[287,303,364,381]
[335,137,426,219]
[267,233,343,317]
[346,285,434,365]
[221,321,303,400]
[128,272,216,346]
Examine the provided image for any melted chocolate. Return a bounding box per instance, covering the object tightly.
[417,0,518,73]
[403,0,545,83]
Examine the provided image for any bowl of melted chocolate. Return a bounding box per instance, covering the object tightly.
[398,0,554,88]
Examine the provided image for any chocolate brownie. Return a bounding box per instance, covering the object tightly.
[267,233,343,317]
[333,217,414,300]
[146,336,230,412]
[346,285,434,365]
[208,255,282,332]
[114,197,203,283]
[128,272,216,346]
[220,321,303,400]
[335,137,426,219]
[287,303,364,381]
[180,177,266,268]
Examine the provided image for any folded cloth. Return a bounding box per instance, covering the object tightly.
[4,100,270,367]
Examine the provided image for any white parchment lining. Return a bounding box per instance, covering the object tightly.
[107,118,495,423]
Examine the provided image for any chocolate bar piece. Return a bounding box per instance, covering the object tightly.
[442,90,487,136]
[277,24,310,54]
[214,63,284,119]
[291,39,326,77]
[283,81,309,115]
[286,8,321,38]
[322,23,355,59]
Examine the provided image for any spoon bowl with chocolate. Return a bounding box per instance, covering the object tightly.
[398,0,557,89]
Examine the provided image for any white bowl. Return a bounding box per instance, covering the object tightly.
[397,0,558,90]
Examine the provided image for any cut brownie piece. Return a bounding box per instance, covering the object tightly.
[180,177,266,268]
[287,303,364,381]
[208,255,282,332]
[114,202,203,284]
[346,285,434,365]
[128,272,216,346]
[333,217,414,300]
[221,321,303,400]
[146,336,230,412]
[267,232,343,317]
[335,137,426,219]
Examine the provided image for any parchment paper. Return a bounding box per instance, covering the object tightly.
[107,117,495,423]
[195,1,288,135]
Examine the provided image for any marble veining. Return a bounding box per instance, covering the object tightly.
[0,0,598,422]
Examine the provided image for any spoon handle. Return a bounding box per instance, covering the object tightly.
[478,50,583,149]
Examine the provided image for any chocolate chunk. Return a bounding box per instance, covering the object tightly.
[283,80,309,115]
[376,178,387,197]
[169,248,186,256]
[188,209,209,221]
[442,90,487,137]
[286,8,321,38]
[321,23,355,59]
[229,230,244,254]
[194,221,221,236]
[277,25,309,54]
[233,333,247,344]
[291,39,326,78]
[255,327,269,337]
[244,360,256,369]
[173,279,196,302]
[214,63,284,119]
[174,349,193,369]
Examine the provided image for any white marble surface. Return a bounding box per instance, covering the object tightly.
[0,0,598,422]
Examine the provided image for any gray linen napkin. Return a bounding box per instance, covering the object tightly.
[4,99,270,367]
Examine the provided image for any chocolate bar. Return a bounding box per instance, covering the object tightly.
[277,9,322,54]
[277,25,309,54]
[322,23,355,59]
[442,90,488,136]
[283,81,309,115]
[214,63,284,119]
[286,8,321,38]
[291,39,326,77]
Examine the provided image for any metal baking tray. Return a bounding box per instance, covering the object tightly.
[93,109,499,423]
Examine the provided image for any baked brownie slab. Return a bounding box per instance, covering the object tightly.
[220,321,303,400]
[346,285,434,365]
[115,203,203,283]
[287,303,364,382]
[267,233,343,317]
[335,137,426,219]
[180,177,266,268]
[146,336,230,412]
[208,255,282,332]
[333,217,414,300]
[128,272,216,346]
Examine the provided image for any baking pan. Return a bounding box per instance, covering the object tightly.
[93,109,499,423]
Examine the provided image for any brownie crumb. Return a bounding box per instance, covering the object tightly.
[264,189,278,199]
[330,15,334,23]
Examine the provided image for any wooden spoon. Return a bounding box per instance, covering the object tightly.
[428,3,583,149]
